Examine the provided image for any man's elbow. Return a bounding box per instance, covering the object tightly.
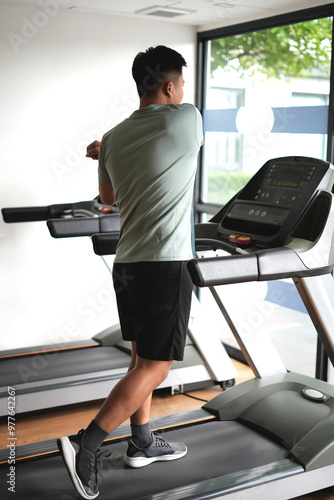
[100,194,115,206]
[99,183,115,206]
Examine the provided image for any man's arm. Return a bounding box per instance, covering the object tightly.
[86,140,101,160]
[86,140,116,206]
[99,182,115,206]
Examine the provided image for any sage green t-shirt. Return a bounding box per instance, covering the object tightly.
[98,103,203,263]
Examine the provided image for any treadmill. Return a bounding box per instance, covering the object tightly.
[0,197,236,416]
[2,155,334,500]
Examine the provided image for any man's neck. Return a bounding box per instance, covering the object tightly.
[139,94,169,109]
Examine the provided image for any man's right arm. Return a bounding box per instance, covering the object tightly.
[86,140,116,206]
[86,140,101,160]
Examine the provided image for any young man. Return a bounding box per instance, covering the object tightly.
[58,45,203,499]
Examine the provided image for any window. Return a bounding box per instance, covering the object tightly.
[196,5,334,378]
[197,11,333,214]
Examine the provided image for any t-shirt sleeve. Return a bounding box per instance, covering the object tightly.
[181,104,203,149]
[98,138,112,185]
[194,106,204,147]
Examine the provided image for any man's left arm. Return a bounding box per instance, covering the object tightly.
[99,182,115,206]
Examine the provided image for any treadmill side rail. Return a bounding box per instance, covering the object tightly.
[294,274,334,368]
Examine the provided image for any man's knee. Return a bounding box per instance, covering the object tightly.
[157,360,173,383]
[137,358,173,385]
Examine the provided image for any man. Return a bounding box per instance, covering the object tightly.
[58,45,203,499]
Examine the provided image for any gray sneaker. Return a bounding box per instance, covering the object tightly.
[124,432,187,468]
[57,429,107,499]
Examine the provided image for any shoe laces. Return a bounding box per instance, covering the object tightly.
[128,430,171,451]
[76,430,111,487]
[151,433,171,450]
[88,448,112,487]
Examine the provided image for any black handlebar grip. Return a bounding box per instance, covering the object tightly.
[2,206,49,223]
[2,203,73,223]
[92,233,119,255]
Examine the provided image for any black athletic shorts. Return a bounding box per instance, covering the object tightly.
[112,261,193,361]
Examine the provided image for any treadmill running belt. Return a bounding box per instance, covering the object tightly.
[1,346,130,387]
[1,421,290,499]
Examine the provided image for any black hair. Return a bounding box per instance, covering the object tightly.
[132,45,187,98]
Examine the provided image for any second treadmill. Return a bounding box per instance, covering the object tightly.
[0,197,236,415]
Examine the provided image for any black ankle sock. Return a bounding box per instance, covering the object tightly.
[82,420,109,453]
[131,422,152,448]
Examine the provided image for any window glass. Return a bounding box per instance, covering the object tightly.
[202,17,332,207]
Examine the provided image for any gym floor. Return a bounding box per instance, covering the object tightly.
[1,359,333,500]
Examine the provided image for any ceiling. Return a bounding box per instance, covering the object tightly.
[0,0,331,29]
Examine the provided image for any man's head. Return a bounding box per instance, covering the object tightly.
[132,45,187,104]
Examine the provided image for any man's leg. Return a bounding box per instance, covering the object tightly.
[94,355,172,433]
[127,342,153,448]
[58,260,192,497]
[57,354,173,500]
[127,341,153,426]
[119,343,186,469]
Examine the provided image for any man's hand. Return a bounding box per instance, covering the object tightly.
[86,140,101,160]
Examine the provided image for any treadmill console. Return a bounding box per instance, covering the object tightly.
[217,156,333,247]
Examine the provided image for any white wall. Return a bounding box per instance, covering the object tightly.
[0,4,196,350]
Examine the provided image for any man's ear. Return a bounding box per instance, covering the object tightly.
[163,81,173,97]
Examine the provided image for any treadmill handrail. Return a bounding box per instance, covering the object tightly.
[1,203,73,223]
[47,214,120,238]
[188,253,259,287]
[188,246,332,287]
[2,196,119,224]
[92,232,119,255]
[195,237,241,255]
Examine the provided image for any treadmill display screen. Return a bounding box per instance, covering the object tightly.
[268,164,312,189]
[217,156,330,247]
[250,162,318,209]
[271,180,299,188]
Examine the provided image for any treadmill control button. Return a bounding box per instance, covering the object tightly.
[98,206,112,214]
[302,387,327,402]
[229,234,253,246]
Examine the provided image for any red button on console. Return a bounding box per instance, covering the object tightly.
[98,206,112,214]
[229,234,252,245]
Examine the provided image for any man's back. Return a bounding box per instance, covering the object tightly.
[99,103,203,263]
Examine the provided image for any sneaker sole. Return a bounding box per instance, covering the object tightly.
[57,436,99,500]
[124,447,187,468]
